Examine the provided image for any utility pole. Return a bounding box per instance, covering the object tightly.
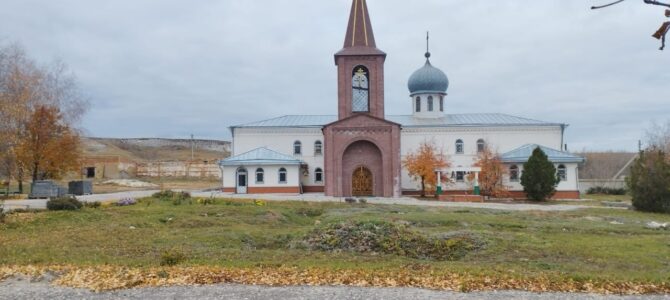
[191,134,195,161]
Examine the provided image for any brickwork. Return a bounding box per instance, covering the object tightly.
[323,115,401,197]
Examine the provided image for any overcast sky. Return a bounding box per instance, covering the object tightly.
[1,0,668,151]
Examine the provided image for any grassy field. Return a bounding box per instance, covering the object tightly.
[2,197,669,287]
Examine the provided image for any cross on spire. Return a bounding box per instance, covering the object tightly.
[425,31,431,59]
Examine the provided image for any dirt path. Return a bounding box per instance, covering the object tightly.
[3,190,595,212]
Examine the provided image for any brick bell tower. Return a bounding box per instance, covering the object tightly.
[323,0,401,198]
[334,0,387,120]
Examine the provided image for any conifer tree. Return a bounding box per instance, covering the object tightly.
[520,147,559,201]
[626,149,670,213]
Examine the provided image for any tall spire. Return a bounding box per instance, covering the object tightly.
[343,0,377,48]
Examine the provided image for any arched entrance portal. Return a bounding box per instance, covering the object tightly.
[352,166,373,196]
[341,140,383,197]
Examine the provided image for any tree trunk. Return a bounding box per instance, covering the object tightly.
[32,162,39,181]
[420,176,426,197]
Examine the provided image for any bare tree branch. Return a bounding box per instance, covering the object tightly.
[591,0,627,10]
[644,0,670,8]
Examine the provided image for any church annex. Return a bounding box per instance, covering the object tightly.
[220,0,584,199]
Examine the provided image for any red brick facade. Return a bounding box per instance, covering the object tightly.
[323,115,401,197]
[322,0,400,198]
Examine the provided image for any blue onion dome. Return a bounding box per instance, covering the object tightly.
[407,52,449,96]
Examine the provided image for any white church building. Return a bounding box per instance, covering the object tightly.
[220,0,584,199]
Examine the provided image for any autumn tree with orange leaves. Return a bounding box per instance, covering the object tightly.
[15,105,81,182]
[403,141,450,197]
[468,146,509,198]
[1,43,87,192]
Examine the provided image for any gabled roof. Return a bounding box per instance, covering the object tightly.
[219,147,303,166]
[231,114,565,129]
[501,144,585,164]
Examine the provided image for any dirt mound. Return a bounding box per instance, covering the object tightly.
[303,221,482,261]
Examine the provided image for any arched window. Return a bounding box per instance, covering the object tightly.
[509,165,519,182]
[455,139,464,154]
[352,66,369,112]
[428,96,434,111]
[293,141,302,155]
[477,139,486,153]
[255,168,264,184]
[314,141,322,156]
[278,167,287,184]
[415,96,421,112]
[557,164,567,181]
[315,168,323,183]
[439,96,444,112]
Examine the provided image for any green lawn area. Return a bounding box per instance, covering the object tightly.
[1,198,669,285]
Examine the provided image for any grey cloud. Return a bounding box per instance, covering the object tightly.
[1,0,668,150]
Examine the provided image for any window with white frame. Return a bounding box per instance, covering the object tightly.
[509,165,519,182]
[315,168,323,183]
[314,141,322,156]
[293,141,302,155]
[477,139,486,153]
[455,139,464,154]
[439,96,444,112]
[278,168,287,183]
[428,96,434,111]
[557,164,567,181]
[255,168,264,183]
[415,97,421,112]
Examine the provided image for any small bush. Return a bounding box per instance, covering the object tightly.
[153,190,176,201]
[627,149,670,213]
[303,221,482,261]
[586,187,626,195]
[116,198,137,206]
[83,201,101,209]
[47,197,83,211]
[295,207,324,217]
[154,190,191,205]
[358,198,367,204]
[196,197,216,205]
[159,249,187,266]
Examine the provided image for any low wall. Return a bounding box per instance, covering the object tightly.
[137,161,222,179]
[579,179,626,194]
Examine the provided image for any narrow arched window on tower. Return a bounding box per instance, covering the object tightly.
[428,96,434,111]
[415,97,421,112]
[352,66,369,112]
[439,96,444,112]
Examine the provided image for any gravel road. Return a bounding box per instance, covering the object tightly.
[1,277,666,300]
[3,190,593,212]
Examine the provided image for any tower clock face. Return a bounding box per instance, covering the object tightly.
[352,68,369,112]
